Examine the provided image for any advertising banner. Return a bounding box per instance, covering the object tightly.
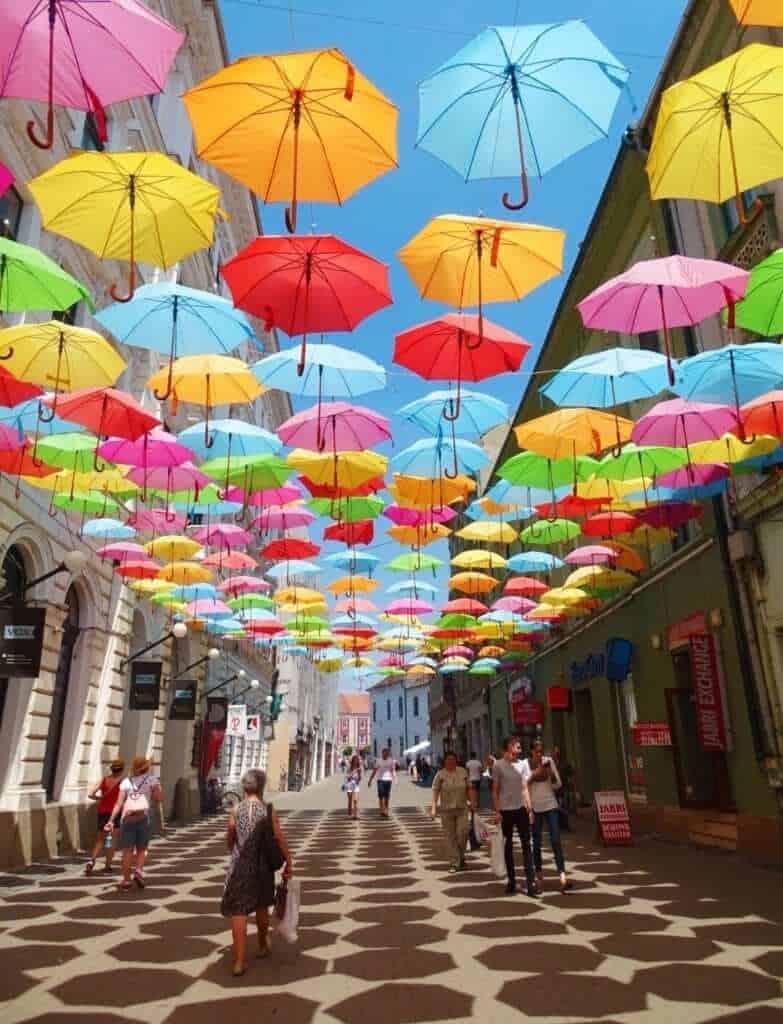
[169,680,197,720]
[688,633,729,752]
[594,789,632,844]
[246,714,260,739]
[226,703,247,738]
[631,721,673,747]
[129,661,162,710]
[0,606,46,678]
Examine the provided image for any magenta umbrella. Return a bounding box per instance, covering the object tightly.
[126,461,211,503]
[192,523,252,549]
[386,598,434,616]
[277,401,392,453]
[217,575,271,595]
[251,507,317,531]
[656,462,729,489]
[379,655,406,668]
[127,507,186,532]
[632,399,741,448]
[96,541,147,561]
[184,598,233,619]
[245,485,304,507]
[564,544,617,566]
[384,504,457,527]
[443,645,474,658]
[577,256,749,384]
[334,598,377,614]
[491,596,536,614]
[0,1,184,151]
[637,502,704,530]
[98,428,192,469]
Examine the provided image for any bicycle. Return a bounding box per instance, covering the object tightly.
[221,789,242,812]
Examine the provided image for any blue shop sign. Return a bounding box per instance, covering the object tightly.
[571,638,634,685]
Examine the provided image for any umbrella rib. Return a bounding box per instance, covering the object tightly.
[416,78,509,149]
[1,0,46,95]
[298,103,345,203]
[302,99,399,171]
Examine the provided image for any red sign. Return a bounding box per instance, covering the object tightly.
[667,610,706,650]
[688,633,729,752]
[594,789,632,844]
[631,721,672,747]
[511,697,545,727]
[547,686,572,711]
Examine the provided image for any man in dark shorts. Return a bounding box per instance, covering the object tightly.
[368,747,397,817]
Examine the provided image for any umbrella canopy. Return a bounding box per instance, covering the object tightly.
[398,388,508,436]
[582,511,640,537]
[128,507,186,532]
[451,550,507,570]
[456,521,517,544]
[498,451,597,490]
[324,520,375,545]
[387,524,451,546]
[191,523,252,549]
[36,433,102,473]
[632,398,740,447]
[689,433,778,466]
[145,536,203,562]
[515,408,632,459]
[0,237,92,313]
[253,343,386,398]
[310,495,385,523]
[449,571,498,594]
[288,449,387,488]
[82,518,135,540]
[29,151,222,301]
[741,390,783,438]
[730,0,783,24]
[179,418,281,463]
[0,322,124,399]
[262,538,320,561]
[647,44,783,224]
[385,505,456,527]
[391,436,487,479]
[731,250,783,336]
[98,428,191,468]
[218,576,271,596]
[542,347,672,408]
[506,552,564,573]
[637,502,703,530]
[565,545,617,566]
[0,366,42,408]
[43,387,159,447]
[252,507,317,531]
[442,598,489,615]
[157,561,213,585]
[596,443,687,482]
[520,518,580,546]
[389,473,476,509]
[674,343,783,413]
[416,21,628,209]
[278,402,391,452]
[183,48,398,231]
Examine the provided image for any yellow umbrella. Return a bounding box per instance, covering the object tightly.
[472,621,514,640]
[28,151,223,301]
[647,44,783,225]
[326,576,378,594]
[286,449,387,489]
[127,579,176,595]
[407,664,435,676]
[515,408,633,459]
[688,434,778,466]
[157,562,213,585]
[476,497,516,515]
[479,645,505,657]
[542,586,593,606]
[387,524,451,546]
[530,602,585,620]
[145,536,203,562]
[184,48,398,232]
[389,473,476,508]
[451,549,508,570]
[576,476,649,502]
[399,214,564,338]
[624,525,676,547]
[456,520,517,544]
[565,566,636,591]
[0,321,126,396]
[730,0,783,24]
[274,586,324,605]
[448,571,497,595]
[279,600,328,615]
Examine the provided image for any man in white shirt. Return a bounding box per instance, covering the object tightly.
[368,747,397,818]
[465,751,483,810]
[491,736,537,897]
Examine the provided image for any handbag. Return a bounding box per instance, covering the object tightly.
[257,803,285,873]
[122,775,149,822]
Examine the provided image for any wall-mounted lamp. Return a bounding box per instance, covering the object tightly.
[650,633,662,651]
[120,621,187,669]
[234,678,260,700]
[0,549,89,603]
[171,646,220,681]
[203,668,245,698]
[709,608,724,629]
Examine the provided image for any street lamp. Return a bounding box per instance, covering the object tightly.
[171,645,220,681]
[0,549,89,603]
[203,668,245,698]
[120,621,187,670]
[233,677,260,701]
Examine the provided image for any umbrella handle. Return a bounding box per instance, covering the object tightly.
[284,202,298,234]
[442,391,461,422]
[109,261,136,303]
[38,400,56,424]
[502,171,530,212]
[165,508,178,524]
[0,346,14,361]
[27,110,55,151]
[153,360,175,402]
[47,491,58,516]
[26,1,56,150]
[110,178,137,302]
[296,333,308,377]
[503,90,530,211]
[93,448,106,473]
[735,195,764,228]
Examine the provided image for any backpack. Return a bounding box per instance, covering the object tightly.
[122,775,150,822]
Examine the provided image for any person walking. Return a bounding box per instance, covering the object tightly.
[367,747,397,817]
[527,740,569,893]
[465,750,483,811]
[491,736,537,897]
[107,755,163,892]
[430,751,471,872]
[343,753,362,820]
[222,768,293,977]
[84,758,125,875]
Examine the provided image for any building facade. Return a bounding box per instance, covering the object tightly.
[337,692,370,755]
[453,0,783,864]
[369,678,430,762]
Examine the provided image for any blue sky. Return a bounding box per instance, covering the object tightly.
[220,0,688,685]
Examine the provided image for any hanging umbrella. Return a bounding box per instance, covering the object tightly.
[399,214,564,346]
[416,22,628,209]
[41,387,159,468]
[504,576,549,596]
[741,390,783,439]
[203,552,257,571]
[466,498,532,520]
[391,435,487,480]
[730,0,783,24]
[386,552,443,573]
[126,507,186,532]
[191,523,252,549]
[262,538,320,561]
[0,0,183,150]
[729,250,783,337]
[223,235,392,374]
[487,479,570,507]
[596,443,687,484]
[36,433,103,474]
[398,388,508,435]
[253,343,386,408]
[0,237,92,314]
[516,408,634,460]
[506,552,564,573]
[98,428,192,471]
[451,550,507,570]
[604,542,646,573]
[389,473,476,509]
[95,282,256,399]
[565,566,636,591]
[29,151,223,301]
[647,44,783,225]
[534,494,608,519]
[184,48,397,231]
[323,520,374,545]
[327,575,378,594]
[324,550,380,574]
[0,367,42,408]
[288,449,387,489]
[632,398,741,447]
[179,419,281,468]
[145,536,203,562]
[385,505,456,527]
[674,344,783,428]
[656,462,730,490]
[688,432,778,467]
[565,545,617,567]
[82,518,135,540]
[583,511,640,537]
[520,519,580,546]
[637,502,703,531]
[127,462,210,505]
[442,598,488,616]
[278,402,391,453]
[309,496,385,523]
[115,559,161,581]
[206,455,293,507]
[492,596,537,614]
[498,451,597,498]
[252,507,317,532]
[387,524,451,546]
[303,476,385,501]
[386,598,433,617]
[157,562,213,585]
[541,347,673,409]
[448,571,497,595]
[387,579,438,596]
[394,315,529,419]
[218,576,271,596]
[456,521,517,544]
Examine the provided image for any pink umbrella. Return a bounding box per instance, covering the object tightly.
[251,507,317,531]
[127,507,186,531]
[577,256,749,383]
[203,551,257,570]
[192,523,252,549]
[96,541,147,561]
[217,575,271,595]
[632,399,740,448]
[386,598,433,616]
[0,424,25,451]
[565,545,617,566]
[1,1,184,150]
[491,596,536,614]
[277,402,392,452]
[246,485,303,506]
[384,504,457,527]
[126,461,211,502]
[656,462,729,489]
[335,598,377,614]
[378,655,406,668]
[637,502,704,530]
[98,429,192,469]
[443,645,474,658]
[184,598,233,618]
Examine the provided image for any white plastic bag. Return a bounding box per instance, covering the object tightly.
[474,815,491,845]
[489,828,505,878]
[274,877,301,944]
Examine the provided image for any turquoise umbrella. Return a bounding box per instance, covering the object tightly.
[252,343,386,397]
[542,347,673,408]
[398,389,508,435]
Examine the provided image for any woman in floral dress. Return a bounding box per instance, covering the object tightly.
[221,769,293,976]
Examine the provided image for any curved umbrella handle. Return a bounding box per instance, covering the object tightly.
[296,334,308,377]
[736,194,764,227]
[27,111,55,151]
[284,201,298,234]
[38,400,56,424]
[502,170,529,211]
[109,261,136,303]
[442,384,461,423]
[165,508,178,524]
[93,448,106,473]
[153,359,175,402]
[0,346,15,361]
[110,179,137,302]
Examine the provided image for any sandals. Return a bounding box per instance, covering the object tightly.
[232,962,246,977]
[133,868,145,889]
[257,933,272,959]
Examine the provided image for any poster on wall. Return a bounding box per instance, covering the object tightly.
[226,703,247,738]
[631,721,673,746]
[688,633,730,752]
[169,680,197,720]
[246,714,260,739]
[129,661,162,710]
[594,790,633,845]
[0,606,46,678]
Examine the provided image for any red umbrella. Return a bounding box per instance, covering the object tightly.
[301,475,385,499]
[637,502,703,530]
[0,443,58,497]
[535,494,608,519]
[260,538,320,560]
[0,366,42,407]
[324,520,374,545]
[393,313,530,419]
[582,511,640,537]
[504,576,549,597]
[221,234,392,374]
[115,560,160,580]
[441,598,488,615]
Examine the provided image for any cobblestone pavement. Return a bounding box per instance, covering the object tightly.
[1,775,783,1024]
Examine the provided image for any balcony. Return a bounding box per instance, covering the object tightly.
[719,194,779,271]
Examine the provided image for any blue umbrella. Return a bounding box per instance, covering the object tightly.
[465,498,534,522]
[387,579,439,596]
[95,282,256,401]
[417,21,629,209]
[82,518,136,539]
[486,479,570,506]
[252,343,386,397]
[398,389,508,435]
[173,498,242,517]
[0,397,73,439]
[542,347,673,408]
[506,551,564,573]
[332,614,377,629]
[391,435,487,478]
[205,618,245,635]
[324,550,380,574]
[735,448,783,474]
[673,343,783,410]
[179,417,282,460]
[170,583,218,601]
[266,560,321,579]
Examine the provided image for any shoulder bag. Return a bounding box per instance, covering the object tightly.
[257,802,285,873]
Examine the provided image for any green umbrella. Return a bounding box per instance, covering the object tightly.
[37,433,101,473]
[498,451,597,489]
[730,249,783,335]
[0,237,93,313]
[436,613,478,629]
[468,665,496,676]
[290,615,330,633]
[595,443,687,482]
[228,595,275,611]
[205,454,292,492]
[386,552,444,572]
[309,496,385,522]
[520,518,580,546]
[53,490,119,516]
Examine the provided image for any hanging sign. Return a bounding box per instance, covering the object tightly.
[206,696,227,730]
[594,789,633,844]
[226,703,247,738]
[129,661,161,710]
[0,606,46,677]
[246,714,260,739]
[169,680,197,720]
[547,686,572,710]
[688,632,729,752]
[631,721,673,747]
[667,610,706,650]
[511,696,545,727]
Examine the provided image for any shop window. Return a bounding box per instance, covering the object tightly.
[413,695,420,717]
[398,695,403,719]
[0,186,23,240]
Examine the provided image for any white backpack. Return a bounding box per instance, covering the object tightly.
[122,775,150,821]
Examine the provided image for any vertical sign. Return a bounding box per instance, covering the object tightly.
[688,633,729,752]
[246,714,260,739]
[0,606,46,677]
[169,680,197,720]
[594,790,632,844]
[129,661,162,710]
[226,703,247,738]
[206,696,228,730]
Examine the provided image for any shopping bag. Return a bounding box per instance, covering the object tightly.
[489,829,505,878]
[474,815,490,845]
[468,812,482,851]
[274,877,301,944]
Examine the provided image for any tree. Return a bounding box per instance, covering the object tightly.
[342,745,354,757]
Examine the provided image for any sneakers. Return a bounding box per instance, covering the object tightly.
[84,859,95,876]
[132,868,145,889]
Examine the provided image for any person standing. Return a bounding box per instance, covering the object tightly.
[107,755,163,891]
[222,769,293,976]
[527,740,569,893]
[343,753,362,820]
[367,747,397,817]
[492,736,537,897]
[85,758,125,875]
[430,752,471,872]
[465,751,483,811]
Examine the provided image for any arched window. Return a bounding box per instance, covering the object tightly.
[41,585,80,801]
[0,546,28,731]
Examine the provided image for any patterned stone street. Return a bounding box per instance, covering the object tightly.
[1,775,783,1024]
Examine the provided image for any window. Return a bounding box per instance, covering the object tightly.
[399,737,404,756]
[413,696,420,718]
[373,738,377,757]
[386,737,391,751]
[0,186,23,240]
[42,584,80,801]
[414,735,420,746]
[81,112,105,152]
[386,699,391,720]
[398,696,403,719]
[721,187,764,236]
